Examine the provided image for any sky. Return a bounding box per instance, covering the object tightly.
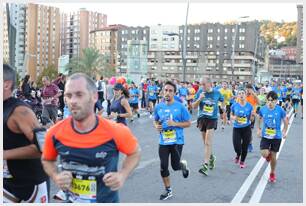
[40,2,299,26]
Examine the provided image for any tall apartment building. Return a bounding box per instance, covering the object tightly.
[89,24,127,71]
[61,8,107,59]
[25,3,61,81]
[4,4,27,76]
[117,26,150,73]
[3,3,61,81]
[3,7,10,63]
[296,5,303,64]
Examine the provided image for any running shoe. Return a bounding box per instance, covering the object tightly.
[137,113,140,118]
[239,161,246,168]
[180,160,189,178]
[209,154,216,170]
[234,156,240,164]
[265,152,272,162]
[269,172,276,183]
[198,163,208,176]
[160,189,173,200]
[248,144,253,153]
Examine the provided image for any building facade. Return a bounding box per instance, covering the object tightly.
[61,8,107,59]
[126,40,148,85]
[117,26,149,74]
[145,21,266,81]
[3,7,10,64]
[25,3,61,81]
[5,4,27,76]
[296,5,303,64]
[89,24,127,72]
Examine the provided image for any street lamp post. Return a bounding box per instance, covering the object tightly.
[182,0,190,82]
[231,16,249,81]
[252,29,259,83]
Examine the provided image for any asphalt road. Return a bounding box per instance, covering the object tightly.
[49,108,303,203]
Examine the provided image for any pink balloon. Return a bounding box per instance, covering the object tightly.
[109,77,116,85]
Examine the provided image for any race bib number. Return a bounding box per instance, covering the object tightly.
[71,178,97,200]
[203,104,213,116]
[264,128,276,139]
[237,116,247,125]
[162,130,177,143]
[149,91,154,96]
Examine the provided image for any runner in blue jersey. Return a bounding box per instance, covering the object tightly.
[147,81,158,118]
[273,84,283,106]
[230,88,254,168]
[257,91,288,183]
[192,77,224,176]
[291,84,302,117]
[128,82,140,121]
[153,81,191,200]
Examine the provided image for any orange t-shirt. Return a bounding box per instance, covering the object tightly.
[246,95,258,112]
[43,116,138,161]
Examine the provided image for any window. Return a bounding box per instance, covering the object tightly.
[239,36,245,41]
[239,28,245,33]
[232,28,235,33]
[195,29,200,33]
[208,36,213,41]
[208,28,213,33]
[217,36,220,41]
[224,36,228,40]
[225,28,228,33]
[239,44,245,48]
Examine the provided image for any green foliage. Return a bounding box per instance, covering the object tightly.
[36,65,58,88]
[66,47,103,77]
[66,47,116,79]
[260,21,297,49]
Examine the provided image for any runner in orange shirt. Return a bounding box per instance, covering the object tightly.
[245,83,260,152]
[41,73,140,203]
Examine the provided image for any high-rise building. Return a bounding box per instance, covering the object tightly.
[297,5,303,64]
[25,3,61,81]
[5,4,27,76]
[61,8,107,59]
[3,7,10,64]
[89,24,127,72]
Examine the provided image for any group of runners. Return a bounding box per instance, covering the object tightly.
[3,62,303,202]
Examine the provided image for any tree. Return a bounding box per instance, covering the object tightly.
[36,65,58,88]
[66,47,104,78]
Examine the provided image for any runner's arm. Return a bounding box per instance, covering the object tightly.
[167,120,191,128]
[4,106,41,160]
[41,159,58,181]
[119,144,141,181]
[120,98,133,118]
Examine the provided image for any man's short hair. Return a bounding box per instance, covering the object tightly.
[3,64,16,91]
[67,73,97,93]
[266,91,278,100]
[164,81,177,93]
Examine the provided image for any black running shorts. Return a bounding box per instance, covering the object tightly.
[260,138,282,152]
[197,117,217,132]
